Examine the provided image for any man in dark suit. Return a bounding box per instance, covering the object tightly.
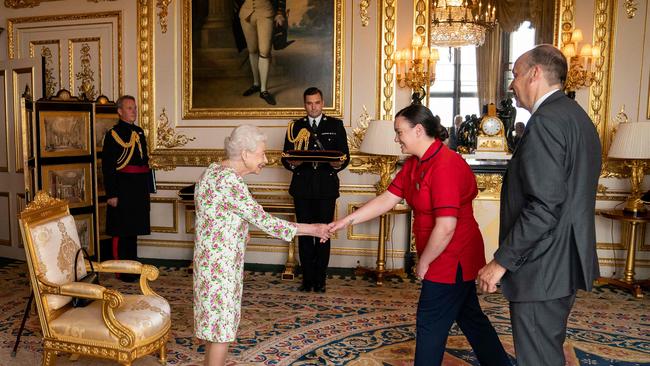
[447,114,463,151]
[282,87,350,293]
[477,45,601,365]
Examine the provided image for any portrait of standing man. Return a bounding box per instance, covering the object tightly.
[188,0,340,113]
[282,87,349,293]
[235,0,286,105]
[477,44,602,365]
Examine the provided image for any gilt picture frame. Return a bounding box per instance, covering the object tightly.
[182,0,343,119]
[98,202,108,239]
[38,110,91,158]
[96,158,105,197]
[41,163,92,208]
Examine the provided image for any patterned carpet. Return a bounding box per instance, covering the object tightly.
[0,259,649,365]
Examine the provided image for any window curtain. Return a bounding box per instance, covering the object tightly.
[476,24,503,108]
[475,0,556,109]
[495,0,556,44]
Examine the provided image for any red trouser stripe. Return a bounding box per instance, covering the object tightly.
[112,236,120,279]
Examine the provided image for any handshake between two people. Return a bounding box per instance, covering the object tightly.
[296,219,353,243]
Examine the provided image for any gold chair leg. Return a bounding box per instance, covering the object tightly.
[42,349,57,366]
[159,343,167,364]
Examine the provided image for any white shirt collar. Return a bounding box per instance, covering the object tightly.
[531,88,560,114]
[309,114,323,127]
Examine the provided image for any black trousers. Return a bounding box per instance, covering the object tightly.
[112,235,138,261]
[112,235,139,281]
[294,198,336,288]
[415,265,511,366]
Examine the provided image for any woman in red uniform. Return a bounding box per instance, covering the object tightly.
[329,104,510,365]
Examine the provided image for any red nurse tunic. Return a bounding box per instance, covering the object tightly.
[387,140,486,283]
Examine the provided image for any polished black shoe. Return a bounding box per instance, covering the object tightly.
[242,84,260,96]
[260,91,277,105]
[298,284,312,292]
[313,285,326,293]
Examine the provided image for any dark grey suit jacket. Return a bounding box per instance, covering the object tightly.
[494,90,602,302]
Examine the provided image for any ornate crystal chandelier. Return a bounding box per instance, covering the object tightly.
[430,0,497,48]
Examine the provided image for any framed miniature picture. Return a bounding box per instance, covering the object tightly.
[98,202,108,239]
[38,110,91,157]
[95,113,118,152]
[73,213,95,256]
[41,163,92,208]
[96,159,105,196]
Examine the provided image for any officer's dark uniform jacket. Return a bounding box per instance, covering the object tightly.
[281,115,350,198]
[101,120,151,237]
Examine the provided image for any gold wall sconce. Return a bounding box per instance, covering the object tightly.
[394,36,440,104]
[561,28,601,97]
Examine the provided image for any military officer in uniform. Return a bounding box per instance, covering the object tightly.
[101,95,152,282]
[282,87,349,293]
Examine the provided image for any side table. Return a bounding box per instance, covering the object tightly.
[355,204,411,285]
[598,209,650,298]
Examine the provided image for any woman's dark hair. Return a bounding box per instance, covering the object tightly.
[395,104,449,140]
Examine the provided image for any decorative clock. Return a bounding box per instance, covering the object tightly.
[476,103,507,152]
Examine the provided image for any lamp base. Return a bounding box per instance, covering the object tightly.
[623,200,648,216]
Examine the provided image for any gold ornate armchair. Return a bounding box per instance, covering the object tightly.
[18,192,170,365]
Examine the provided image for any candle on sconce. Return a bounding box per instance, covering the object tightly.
[571,29,583,45]
[580,44,592,70]
[591,45,601,58]
[411,36,422,60]
[563,44,576,58]
[420,46,430,72]
[394,51,403,78]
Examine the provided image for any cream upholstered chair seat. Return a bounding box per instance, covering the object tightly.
[50,293,170,344]
[19,192,170,366]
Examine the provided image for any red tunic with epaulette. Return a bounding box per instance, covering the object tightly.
[387,140,486,283]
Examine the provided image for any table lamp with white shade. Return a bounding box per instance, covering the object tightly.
[608,121,650,215]
[359,120,403,194]
[358,120,409,284]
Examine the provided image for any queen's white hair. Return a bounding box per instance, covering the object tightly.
[224,125,267,159]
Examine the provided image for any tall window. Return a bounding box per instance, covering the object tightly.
[428,46,479,127]
[505,21,536,125]
[427,22,537,128]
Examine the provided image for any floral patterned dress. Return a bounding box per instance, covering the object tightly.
[193,164,297,342]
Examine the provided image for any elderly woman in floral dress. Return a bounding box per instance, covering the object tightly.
[193,125,330,366]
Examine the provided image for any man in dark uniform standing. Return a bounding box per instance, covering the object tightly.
[102,95,152,282]
[282,87,349,293]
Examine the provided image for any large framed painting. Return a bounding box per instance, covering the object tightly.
[41,163,92,208]
[183,0,343,119]
[38,110,91,157]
